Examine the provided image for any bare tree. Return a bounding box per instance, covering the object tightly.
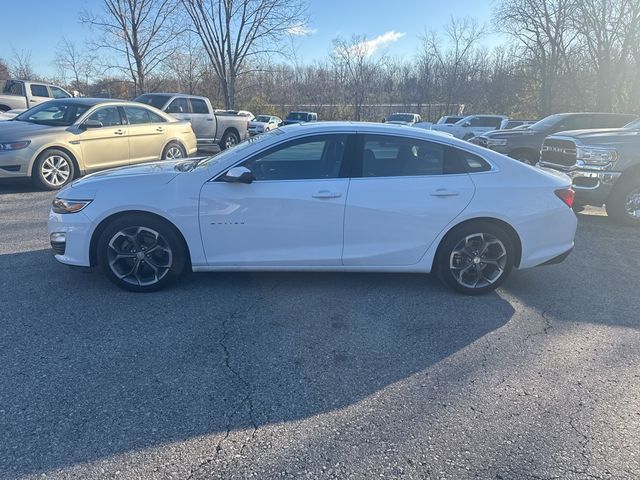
[495,0,576,115]
[81,0,182,94]
[10,49,36,80]
[0,59,9,79]
[180,0,307,109]
[573,0,640,110]
[55,37,97,95]
[423,17,485,112]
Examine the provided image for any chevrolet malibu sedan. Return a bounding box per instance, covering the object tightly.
[0,98,197,190]
[48,122,577,295]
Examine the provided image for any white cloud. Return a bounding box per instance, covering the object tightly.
[288,24,318,36]
[354,31,406,56]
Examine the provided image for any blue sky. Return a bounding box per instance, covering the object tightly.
[0,0,501,76]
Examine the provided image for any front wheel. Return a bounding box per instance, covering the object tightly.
[97,215,188,292]
[606,174,640,226]
[32,149,75,190]
[220,130,240,150]
[436,223,514,295]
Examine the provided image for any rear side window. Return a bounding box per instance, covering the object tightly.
[2,81,24,96]
[30,84,49,97]
[190,99,209,114]
[359,135,444,177]
[123,106,165,124]
[50,87,70,99]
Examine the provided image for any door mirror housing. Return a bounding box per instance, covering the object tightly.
[462,121,471,127]
[223,166,254,184]
[80,119,103,130]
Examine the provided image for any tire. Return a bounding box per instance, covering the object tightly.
[32,148,75,190]
[605,174,640,227]
[220,130,240,150]
[436,222,515,295]
[161,141,186,160]
[97,214,188,292]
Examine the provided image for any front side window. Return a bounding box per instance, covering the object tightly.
[87,107,122,127]
[124,106,165,124]
[30,84,50,97]
[166,98,190,114]
[359,135,444,177]
[241,134,348,181]
[50,87,70,99]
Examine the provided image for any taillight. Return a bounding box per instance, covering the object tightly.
[555,188,575,208]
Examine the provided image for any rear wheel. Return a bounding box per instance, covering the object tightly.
[436,222,515,295]
[606,174,640,226]
[220,130,240,150]
[32,149,75,190]
[97,214,187,292]
[162,141,186,160]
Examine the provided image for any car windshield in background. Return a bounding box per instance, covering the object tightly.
[528,114,563,131]
[14,102,91,126]
[625,118,640,129]
[135,94,171,110]
[255,115,272,123]
[388,114,415,122]
[287,113,308,121]
[442,116,462,124]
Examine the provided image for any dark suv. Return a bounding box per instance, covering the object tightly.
[539,117,640,226]
[283,111,318,125]
[474,113,636,165]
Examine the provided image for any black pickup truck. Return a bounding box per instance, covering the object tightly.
[473,113,636,165]
[539,117,640,226]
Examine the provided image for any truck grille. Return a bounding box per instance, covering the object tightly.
[541,139,577,167]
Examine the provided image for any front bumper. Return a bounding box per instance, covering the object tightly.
[538,161,620,206]
[0,148,34,179]
[48,209,94,267]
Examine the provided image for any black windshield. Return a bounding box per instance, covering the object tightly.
[134,94,171,110]
[14,102,91,127]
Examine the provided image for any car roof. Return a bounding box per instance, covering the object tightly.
[40,98,148,107]
[279,121,464,140]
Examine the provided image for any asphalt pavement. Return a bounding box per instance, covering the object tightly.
[1,181,638,480]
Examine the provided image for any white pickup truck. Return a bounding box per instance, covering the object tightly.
[134,93,249,151]
[0,80,72,112]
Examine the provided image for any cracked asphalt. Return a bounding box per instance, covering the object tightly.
[1,181,639,480]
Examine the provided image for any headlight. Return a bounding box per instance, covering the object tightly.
[576,146,618,165]
[487,138,507,147]
[52,198,93,214]
[0,141,30,151]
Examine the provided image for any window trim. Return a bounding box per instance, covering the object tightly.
[85,105,125,127]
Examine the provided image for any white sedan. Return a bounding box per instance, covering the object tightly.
[48,122,577,295]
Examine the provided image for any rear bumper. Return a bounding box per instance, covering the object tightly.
[540,247,573,266]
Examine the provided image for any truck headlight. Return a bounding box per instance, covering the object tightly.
[52,198,93,214]
[0,141,30,151]
[576,146,618,166]
[487,138,507,147]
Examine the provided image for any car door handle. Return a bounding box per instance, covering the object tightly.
[206,118,214,121]
[430,189,459,197]
[183,117,191,121]
[114,129,126,135]
[312,191,342,199]
[156,127,164,132]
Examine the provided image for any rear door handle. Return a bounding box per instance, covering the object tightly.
[312,190,342,199]
[156,127,164,132]
[206,118,214,121]
[114,129,126,135]
[184,117,191,121]
[430,189,459,197]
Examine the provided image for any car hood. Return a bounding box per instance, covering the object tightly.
[0,121,65,138]
[485,128,539,139]
[551,128,640,142]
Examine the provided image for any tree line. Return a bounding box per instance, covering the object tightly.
[1,0,640,122]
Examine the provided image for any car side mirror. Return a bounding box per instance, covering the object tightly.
[223,166,254,184]
[463,122,471,127]
[80,119,103,130]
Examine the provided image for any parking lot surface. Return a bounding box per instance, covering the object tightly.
[1,181,639,480]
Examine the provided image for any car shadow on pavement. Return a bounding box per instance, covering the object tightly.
[0,249,515,478]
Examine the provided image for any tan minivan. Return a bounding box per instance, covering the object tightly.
[0,98,197,190]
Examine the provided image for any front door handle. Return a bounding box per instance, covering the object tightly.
[430,189,459,197]
[312,190,342,199]
[156,127,164,132]
[183,117,192,121]
[114,129,126,135]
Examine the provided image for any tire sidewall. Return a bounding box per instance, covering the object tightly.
[33,149,75,190]
[97,214,187,292]
[221,131,239,150]
[436,222,515,295]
